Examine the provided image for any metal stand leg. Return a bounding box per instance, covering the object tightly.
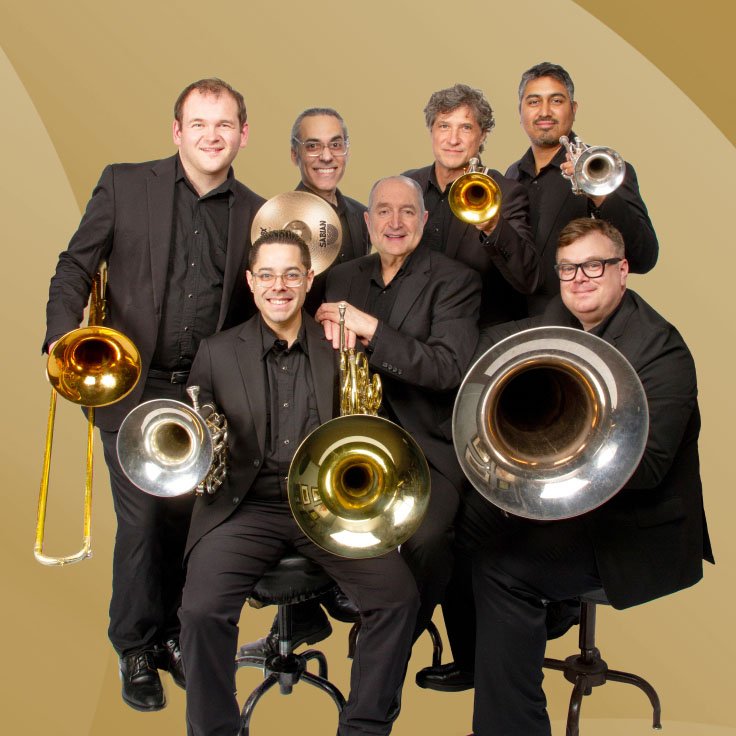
[239,672,279,736]
[607,669,662,729]
[302,648,329,679]
[425,620,444,667]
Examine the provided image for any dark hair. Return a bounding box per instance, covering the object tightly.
[174,78,247,128]
[290,107,348,151]
[518,62,574,103]
[249,229,312,271]
[423,84,494,153]
[557,218,625,258]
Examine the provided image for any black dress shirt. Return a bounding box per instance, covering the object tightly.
[151,159,233,371]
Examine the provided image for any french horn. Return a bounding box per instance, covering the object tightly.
[559,136,625,197]
[453,327,648,520]
[287,304,431,558]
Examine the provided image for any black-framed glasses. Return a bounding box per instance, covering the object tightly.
[554,258,622,281]
[252,270,308,287]
[292,137,349,157]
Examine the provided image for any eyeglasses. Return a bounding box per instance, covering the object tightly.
[554,258,622,281]
[252,270,308,287]
[292,137,349,157]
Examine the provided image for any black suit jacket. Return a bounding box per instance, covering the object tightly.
[184,314,337,556]
[325,246,481,488]
[479,290,712,609]
[403,164,539,326]
[43,154,265,431]
[506,140,658,315]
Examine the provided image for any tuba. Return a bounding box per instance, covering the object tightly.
[287,304,431,558]
[448,158,502,225]
[453,327,648,520]
[559,136,625,197]
[116,386,228,497]
[36,263,141,566]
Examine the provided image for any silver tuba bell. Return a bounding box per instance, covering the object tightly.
[453,327,648,520]
[559,136,625,197]
[116,386,228,497]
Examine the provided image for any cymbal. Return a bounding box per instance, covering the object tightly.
[251,191,342,275]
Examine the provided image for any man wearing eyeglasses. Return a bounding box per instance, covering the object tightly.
[453,217,711,736]
[179,229,419,736]
[290,107,370,314]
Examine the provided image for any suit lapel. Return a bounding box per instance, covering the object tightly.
[234,318,267,456]
[219,186,252,329]
[305,317,338,422]
[147,156,177,312]
[388,247,430,329]
[446,216,471,259]
[348,256,376,310]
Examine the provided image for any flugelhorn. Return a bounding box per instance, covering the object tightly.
[36,263,141,566]
[559,136,625,197]
[287,304,431,558]
[116,386,228,497]
[448,158,502,225]
[453,327,648,520]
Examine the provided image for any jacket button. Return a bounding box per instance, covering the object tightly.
[253,459,260,467]
[233,497,240,504]
[382,362,388,368]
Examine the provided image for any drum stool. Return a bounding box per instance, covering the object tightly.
[236,553,346,735]
[543,589,662,736]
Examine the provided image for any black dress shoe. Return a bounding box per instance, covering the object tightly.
[154,638,186,690]
[119,651,166,711]
[321,587,360,623]
[415,662,474,692]
[238,613,333,659]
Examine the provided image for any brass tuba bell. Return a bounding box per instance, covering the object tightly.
[287,305,431,558]
[453,327,648,520]
[448,158,502,225]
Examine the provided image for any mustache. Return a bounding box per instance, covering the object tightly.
[534,116,559,124]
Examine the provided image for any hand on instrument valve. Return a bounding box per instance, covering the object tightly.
[561,155,606,208]
[316,301,378,349]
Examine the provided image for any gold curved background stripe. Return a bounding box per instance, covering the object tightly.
[1,1,733,734]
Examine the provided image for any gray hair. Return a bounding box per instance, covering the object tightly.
[423,83,494,153]
[518,62,575,103]
[368,176,426,216]
[290,107,348,151]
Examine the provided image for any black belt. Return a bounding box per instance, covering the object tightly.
[147,369,190,384]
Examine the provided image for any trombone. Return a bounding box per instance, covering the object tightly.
[559,136,625,197]
[448,158,502,225]
[36,264,141,566]
[287,304,431,558]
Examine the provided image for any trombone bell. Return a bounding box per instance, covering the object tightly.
[448,158,502,225]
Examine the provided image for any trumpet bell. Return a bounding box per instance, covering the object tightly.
[47,325,141,407]
[453,327,648,520]
[288,414,431,558]
[448,162,502,225]
[574,146,625,197]
[117,399,214,497]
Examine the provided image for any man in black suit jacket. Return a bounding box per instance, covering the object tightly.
[403,83,539,326]
[288,107,370,314]
[43,78,264,711]
[180,230,419,736]
[506,62,658,315]
[462,218,711,736]
[315,175,481,640]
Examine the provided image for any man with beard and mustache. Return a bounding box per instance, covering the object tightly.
[506,62,658,315]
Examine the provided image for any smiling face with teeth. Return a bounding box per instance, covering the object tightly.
[246,241,314,342]
[173,89,249,196]
[291,114,348,205]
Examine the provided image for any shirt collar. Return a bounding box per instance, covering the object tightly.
[369,249,414,288]
[175,155,234,199]
[259,315,308,359]
[296,180,345,215]
[518,132,574,178]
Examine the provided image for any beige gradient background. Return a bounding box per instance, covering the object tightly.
[2,1,733,734]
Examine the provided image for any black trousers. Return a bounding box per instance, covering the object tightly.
[180,502,419,736]
[455,492,602,736]
[99,378,195,656]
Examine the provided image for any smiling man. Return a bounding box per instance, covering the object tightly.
[315,175,481,646]
[290,107,370,313]
[43,78,264,711]
[403,83,539,326]
[506,62,659,315]
[179,229,419,736]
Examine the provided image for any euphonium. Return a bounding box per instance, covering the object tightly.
[36,263,141,566]
[559,136,625,197]
[453,327,648,520]
[287,304,431,558]
[448,158,502,225]
[116,386,228,498]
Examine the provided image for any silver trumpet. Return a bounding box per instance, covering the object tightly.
[116,386,228,497]
[559,135,625,197]
[453,327,648,520]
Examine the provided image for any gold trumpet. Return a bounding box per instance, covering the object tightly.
[287,304,431,558]
[448,158,502,225]
[36,264,141,566]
